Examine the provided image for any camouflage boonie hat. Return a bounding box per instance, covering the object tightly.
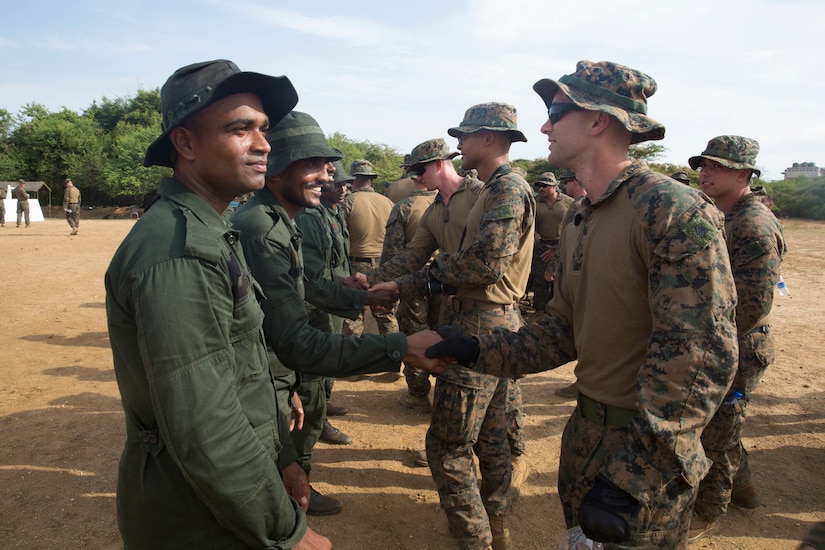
[144,59,298,168]
[350,159,377,178]
[535,172,558,186]
[671,171,691,185]
[408,138,459,169]
[448,102,528,143]
[533,60,665,145]
[266,111,343,176]
[332,160,355,185]
[688,135,761,177]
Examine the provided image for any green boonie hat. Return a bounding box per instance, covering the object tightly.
[671,171,691,184]
[17,179,25,184]
[688,135,761,177]
[143,59,298,168]
[533,60,665,145]
[332,160,355,184]
[350,159,377,178]
[535,172,558,186]
[408,138,459,168]
[266,111,343,176]
[447,102,528,143]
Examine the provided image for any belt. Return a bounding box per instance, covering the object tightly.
[578,394,638,427]
[349,256,378,264]
[451,297,514,313]
[68,202,79,206]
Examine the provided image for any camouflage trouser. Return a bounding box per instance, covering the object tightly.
[559,405,697,548]
[400,294,443,397]
[66,203,80,228]
[527,242,553,313]
[695,328,774,521]
[343,258,399,336]
[291,374,329,473]
[426,305,524,550]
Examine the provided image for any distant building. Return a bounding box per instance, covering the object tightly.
[783,162,824,179]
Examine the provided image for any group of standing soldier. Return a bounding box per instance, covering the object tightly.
[103,56,795,550]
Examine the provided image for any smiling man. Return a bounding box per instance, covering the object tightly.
[231,111,441,521]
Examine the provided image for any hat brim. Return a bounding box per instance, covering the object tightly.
[533,78,665,145]
[143,72,299,168]
[447,126,528,143]
[410,152,459,170]
[267,146,343,177]
[688,154,761,177]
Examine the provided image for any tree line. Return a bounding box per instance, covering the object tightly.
[1,89,822,219]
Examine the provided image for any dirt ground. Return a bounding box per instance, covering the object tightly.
[1,212,823,549]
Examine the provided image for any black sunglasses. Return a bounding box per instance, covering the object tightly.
[548,103,585,125]
[413,163,430,177]
[536,183,555,189]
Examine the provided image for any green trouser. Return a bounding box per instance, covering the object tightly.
[292,374,328,472]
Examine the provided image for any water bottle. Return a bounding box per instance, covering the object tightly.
[558,526,604,549]
[723,391,743,406]
[777,275,790,297]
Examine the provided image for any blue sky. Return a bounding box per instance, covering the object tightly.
[2,0,823,181]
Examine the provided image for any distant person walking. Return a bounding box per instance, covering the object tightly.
[63,178,81,235]
[0,184,6,227]
[13,180,29,228]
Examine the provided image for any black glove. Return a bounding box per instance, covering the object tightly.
[425,325,480,366]
[424,278,458,297]
[578,475,640,543]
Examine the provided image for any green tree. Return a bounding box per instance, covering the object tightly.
[101,122,168,202]
[327,132,404,191]
[629,143,666,162]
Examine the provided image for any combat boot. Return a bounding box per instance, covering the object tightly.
[510,455,530,499]
[688,513,721,544]
[319,419,352,445]
[489,515,512,550]
[307,485,343,516]
[325,403,347,416]
[399,392,432,413]
[730,478,762,509]
[412,449,428,467]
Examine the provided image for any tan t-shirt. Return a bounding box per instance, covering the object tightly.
[346,188,394,258]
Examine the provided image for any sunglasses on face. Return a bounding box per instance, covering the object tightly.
[413,163,430,177]
[548,103,585,125]
[536,183,555,189]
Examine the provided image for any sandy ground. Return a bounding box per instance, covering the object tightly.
[1,214,824,549]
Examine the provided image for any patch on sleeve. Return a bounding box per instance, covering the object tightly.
[743,240,766,260]
[683,216,717,248]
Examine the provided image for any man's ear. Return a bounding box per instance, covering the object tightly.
[170,126,197,162]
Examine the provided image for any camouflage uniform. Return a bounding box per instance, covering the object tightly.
[467,62,738,548]
[380,187,439,396]
[426,158,535,549]
[341,160,398,336]
[688,137,786,524]
[369,146,484,398]
[529,172,573,313]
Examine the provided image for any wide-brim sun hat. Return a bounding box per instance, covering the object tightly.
[447,102,528,143]
[265,111,343,176]
[688,135,761,177]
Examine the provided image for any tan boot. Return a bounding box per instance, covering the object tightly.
[730,478,762,509]
[688,513,721,544]
[489,515,512,550]
[510,455,530,499]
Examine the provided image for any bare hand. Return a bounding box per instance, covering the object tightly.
[366,289,398,309]
[370,280,399,300]
[543,269,554,283]
[281,462,310,511]
[404,330,448,375]
[290,392,304,432]
[540,247,555,263]
[341,272,370,290]
[293,527,332,550]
